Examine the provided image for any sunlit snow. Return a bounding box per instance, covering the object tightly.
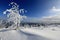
[0,2,60,40]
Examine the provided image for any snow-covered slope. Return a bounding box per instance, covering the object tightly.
[0,30,27,40]
[0,26,60,40]
[20,27,60,40]
[0,28,49,40]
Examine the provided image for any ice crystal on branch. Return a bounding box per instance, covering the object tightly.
[3,2,27,29]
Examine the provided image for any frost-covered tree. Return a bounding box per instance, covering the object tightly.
[3,2,27,29]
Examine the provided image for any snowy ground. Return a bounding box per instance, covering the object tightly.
[0,26,60,40]
[0,28,49,40]
[20,26,60,40]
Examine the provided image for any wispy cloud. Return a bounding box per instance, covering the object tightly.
[40,6,60,23]
[23,6,60,23]
[49,6,60,15]
[52,6,60,12]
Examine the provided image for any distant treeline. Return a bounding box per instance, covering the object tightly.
[20,22,60,27]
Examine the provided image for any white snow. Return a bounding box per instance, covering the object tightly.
[0,26,60,40]
[0,28,49,40]
[1,2,60,40]
[0,30,27,40]
[20,27,60,40]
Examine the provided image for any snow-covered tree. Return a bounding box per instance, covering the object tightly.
[3,2,27,29]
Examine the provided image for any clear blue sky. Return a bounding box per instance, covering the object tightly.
[0,0,60,19]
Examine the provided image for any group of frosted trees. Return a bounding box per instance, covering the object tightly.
[3,2,27,29]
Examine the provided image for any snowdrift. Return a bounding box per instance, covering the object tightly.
[20,27,60,40]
